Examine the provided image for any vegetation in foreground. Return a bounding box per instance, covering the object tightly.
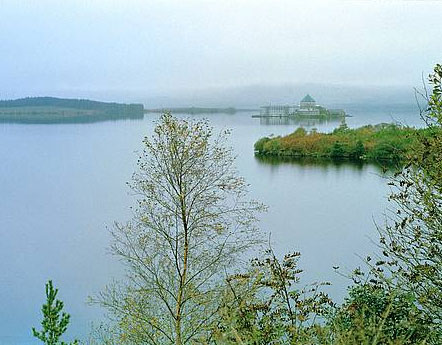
[254,122,438,162]
[33,280,78,345]
[32,64,442,344]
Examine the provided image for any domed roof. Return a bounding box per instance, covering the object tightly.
[301,94,315,103]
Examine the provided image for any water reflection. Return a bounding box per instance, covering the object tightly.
[257,116,343,128]
[0,113,144,124]
[255,154,399,174]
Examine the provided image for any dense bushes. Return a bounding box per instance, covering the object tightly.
[254,123,433,161]
[329,284,436,344]
[202,254,438,345]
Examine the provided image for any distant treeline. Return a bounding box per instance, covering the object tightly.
[0,97,144,115]
[254,123,435,161]
[0,97,144,123]
[145,107,256,114]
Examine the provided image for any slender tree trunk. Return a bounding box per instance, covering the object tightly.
[176,191,189,345]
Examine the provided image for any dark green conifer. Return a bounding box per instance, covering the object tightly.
[32,280,78,345]
[351,140,365,159]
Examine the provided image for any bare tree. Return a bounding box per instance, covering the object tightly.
[97,113,264,345]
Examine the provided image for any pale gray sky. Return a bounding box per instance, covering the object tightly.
[0,0,441,105]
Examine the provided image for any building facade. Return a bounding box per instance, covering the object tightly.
[260,94,326,117]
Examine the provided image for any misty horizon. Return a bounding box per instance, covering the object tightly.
[1,0,441,108]
[0,82,424,109]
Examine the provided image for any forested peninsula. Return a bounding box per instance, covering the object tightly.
[254,123,437,161]
[0,97,144,123]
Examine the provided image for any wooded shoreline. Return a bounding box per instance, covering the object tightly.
[0,97,144,123]
[254,123,435,162]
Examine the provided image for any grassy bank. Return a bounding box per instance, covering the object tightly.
[254,123,431,161]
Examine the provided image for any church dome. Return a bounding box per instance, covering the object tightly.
[301,94,315,103]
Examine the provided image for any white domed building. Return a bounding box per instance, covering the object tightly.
[259,94,345,118]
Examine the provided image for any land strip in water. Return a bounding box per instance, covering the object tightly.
[145,107,256,114]
[254,123,436,161]
[0,97,144,123]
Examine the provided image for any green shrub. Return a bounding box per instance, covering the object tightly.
[263,138,282,154]
[330,141,346,158]
[254,136,270,153]
[329,284,435,344]
[350,140,365,159]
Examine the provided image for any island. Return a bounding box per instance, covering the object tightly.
[254,123,435,162]
[0,97,144,123]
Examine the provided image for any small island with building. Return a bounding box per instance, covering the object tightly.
[254,94,346,119]
[0,97,145,123]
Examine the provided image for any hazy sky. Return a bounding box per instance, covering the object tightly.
[0,0,441,103]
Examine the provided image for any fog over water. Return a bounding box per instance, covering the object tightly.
[1,0,441,105]
[0,1,441,344]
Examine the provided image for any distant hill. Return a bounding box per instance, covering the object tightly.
[0,97,144,123]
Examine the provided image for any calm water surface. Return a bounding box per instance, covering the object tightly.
[0,104,423,344]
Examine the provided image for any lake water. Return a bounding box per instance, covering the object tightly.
[0,103,424,344]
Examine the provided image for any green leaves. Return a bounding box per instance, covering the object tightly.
[98,112,265,345]
[331,284,433,344]
[371,64,442,340]
[254,123,421,162]
[212,249,333,344]
[32,280,78,345]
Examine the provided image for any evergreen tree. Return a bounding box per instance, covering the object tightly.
[32,280,78,345]
[351,140,365,159]
[330,141,345,158]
